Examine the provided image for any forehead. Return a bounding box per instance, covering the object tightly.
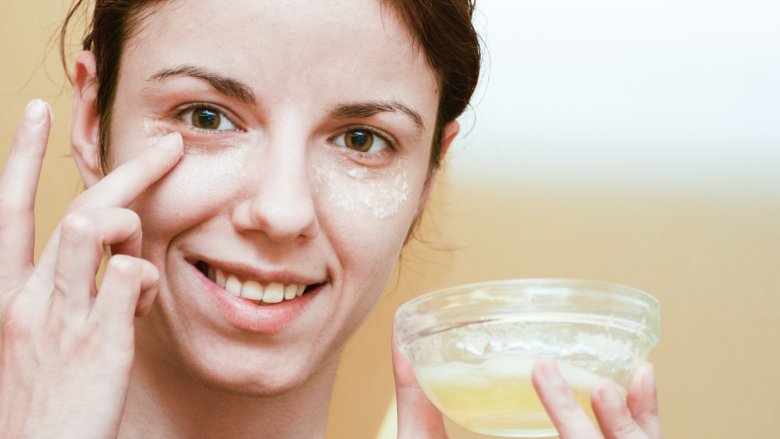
[122,0,440,124]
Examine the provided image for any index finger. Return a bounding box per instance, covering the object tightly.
[625,363,662,438]
[0,100,52,278]
[68,132,183,213]
[532,358,602,439]
[392,326,448,439]
[33,132,182,276]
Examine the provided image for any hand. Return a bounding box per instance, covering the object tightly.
[392,332,661,439]
[0,100,183,439]
[532,358,663,439]
[392,329,448,439]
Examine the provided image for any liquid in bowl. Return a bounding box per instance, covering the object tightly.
[396,280,660,438]
[415,353,604,438]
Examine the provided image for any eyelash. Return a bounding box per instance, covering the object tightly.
[173,102,241,135]
[171,103,398,160]
[332,125,397,158]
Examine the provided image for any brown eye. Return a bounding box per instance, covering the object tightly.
[178,105,237,132]
[192,107,221,130]
[333,127,391,155]
[344,129,374,152]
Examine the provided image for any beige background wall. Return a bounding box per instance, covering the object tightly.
[2,1,778,438]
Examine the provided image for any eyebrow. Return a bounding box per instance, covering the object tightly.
[147,65,256,105]
[147,66,425,132]
[330,101,425,133]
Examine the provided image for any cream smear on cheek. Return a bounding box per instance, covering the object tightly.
[140,117,251,202]
[144,117,170,139]
[145,116,411,220]
[143,116,249,166]
[313,160,411,220]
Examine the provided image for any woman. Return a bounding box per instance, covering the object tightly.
[0,0,661,437]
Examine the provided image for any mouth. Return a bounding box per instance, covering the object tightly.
[194,261,322,306]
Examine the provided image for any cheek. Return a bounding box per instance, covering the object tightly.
[129,149,249,243]
[111,117,261,241]
[312,157,426,268]
[313,163,411,220]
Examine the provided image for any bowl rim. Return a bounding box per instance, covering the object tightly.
[399,277,659,310]
[395,278,661,346]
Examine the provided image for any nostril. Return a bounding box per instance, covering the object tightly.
[230,185,319,242]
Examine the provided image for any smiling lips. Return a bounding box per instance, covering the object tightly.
[196,261,312,305]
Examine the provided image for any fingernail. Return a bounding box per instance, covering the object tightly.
[24,99,48,125]
[599,381,624,409]
[157,132,183,151]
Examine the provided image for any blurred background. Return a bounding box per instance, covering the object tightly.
[2,1,778,438]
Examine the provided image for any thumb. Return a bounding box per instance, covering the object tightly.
[392,328,448,439]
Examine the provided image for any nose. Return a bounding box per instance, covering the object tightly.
[230,140,319,243]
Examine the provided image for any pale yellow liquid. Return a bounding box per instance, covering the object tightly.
[416,355,603,438]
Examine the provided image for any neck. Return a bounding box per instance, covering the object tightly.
[119,327,339,439]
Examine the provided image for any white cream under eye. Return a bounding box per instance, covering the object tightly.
[312,160,411,220]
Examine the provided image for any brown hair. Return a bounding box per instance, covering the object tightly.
[60,0,481,171]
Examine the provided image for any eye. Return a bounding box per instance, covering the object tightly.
[333,128,392,154]
[177,104,237,132]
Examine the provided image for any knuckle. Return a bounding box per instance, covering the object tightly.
[60,212,95,242]
[106,254,141,277]
[1,301,33,343]
[612,420,642,438]
[605,408,642,437]
[124,209,142,233]
[51,273,79,301]
[552,384,579,412]
[636,405,660,426]
[556,403,583,426]
[67,194,93,214]
[645,403,660,418]
[551,391,587,426]
[0,194,28,220]
[628,391,659,419]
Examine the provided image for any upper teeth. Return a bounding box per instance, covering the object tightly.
[208,267,306,304]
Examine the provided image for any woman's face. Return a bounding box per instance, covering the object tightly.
[100,0,446,394]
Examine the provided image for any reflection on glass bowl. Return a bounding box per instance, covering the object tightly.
[394,279,660,438]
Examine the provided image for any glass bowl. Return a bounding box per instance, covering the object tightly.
[394,279,660,438]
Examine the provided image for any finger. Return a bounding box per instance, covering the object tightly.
[133,274,159,318]
[67,132,183,213]
[592,379,648,439]
[90,255,158,336]
[34,133,182,276]
[531,358,601,439]
[49,208,143,317]
[0,100,52,279]
[626,363,662,439]
[392,329,448,439]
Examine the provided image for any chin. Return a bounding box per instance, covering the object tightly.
[195,368,308,398]
[172,339,340,399]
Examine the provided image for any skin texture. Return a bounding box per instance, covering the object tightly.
[532,359,662,439]
[71,0,455,437]
[391,334,663,438]
[0,0,661,438]
[100,0,438,394]
[0,100,181,439]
